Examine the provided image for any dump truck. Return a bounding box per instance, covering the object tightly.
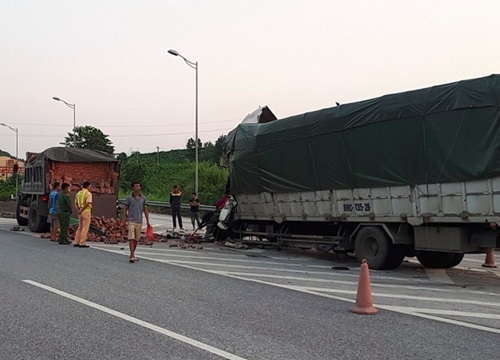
[17,147,120,232]
[218,74,500,270]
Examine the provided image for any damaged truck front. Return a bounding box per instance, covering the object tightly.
[219,74,500,270]
[17,147,120,232]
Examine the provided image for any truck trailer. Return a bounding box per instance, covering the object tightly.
[17,147,120,232]
[219,74,500,270]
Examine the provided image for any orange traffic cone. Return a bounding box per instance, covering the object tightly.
[350,259,378,315]
[482,249,497,268]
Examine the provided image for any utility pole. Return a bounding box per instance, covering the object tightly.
[167,48,199,195]
[156,146,160,166]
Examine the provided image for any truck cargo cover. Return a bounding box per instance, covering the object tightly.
[27,147,118,165]
[225,74,500,194]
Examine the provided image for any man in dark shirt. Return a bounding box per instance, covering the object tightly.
[57,183,73,245]
[169,185,183,231]
[189,192,201,230]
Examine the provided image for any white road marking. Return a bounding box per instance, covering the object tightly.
[424,268,454,284]
[23,280,248,360]
[97,247,431,282]
[220,274,500,334]
[128,250,352,268]
[462,257,497,264]
[96,245,347,268]
[406,258,499,275]
[384,308,500,335]
[300,286,500,307]
[382,306,500,319]
[90,250,500,334]
[220,272,500,296]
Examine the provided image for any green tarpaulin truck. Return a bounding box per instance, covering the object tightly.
[219,74,500,270]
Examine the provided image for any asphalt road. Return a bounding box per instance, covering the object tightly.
[1,223,500,359]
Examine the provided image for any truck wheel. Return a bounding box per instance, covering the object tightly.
[448,253,464,268]
[28,202,48,233]
[16,201,28,226]
[416,251,456,268]
[383,245,406,270]
[354,226,405,270]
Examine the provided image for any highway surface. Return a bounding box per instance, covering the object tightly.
[1,216,499,359]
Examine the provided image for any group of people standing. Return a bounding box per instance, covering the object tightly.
[48,180,209,264]
[48,181,93,247]
[169,184,201,231]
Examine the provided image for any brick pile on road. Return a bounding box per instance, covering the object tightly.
[40,216,164,244]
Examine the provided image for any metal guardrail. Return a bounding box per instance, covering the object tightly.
[118,199,216,212]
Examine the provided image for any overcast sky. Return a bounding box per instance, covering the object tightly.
[1,0,499,158]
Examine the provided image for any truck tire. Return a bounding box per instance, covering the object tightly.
[354,226,405,270]
[28,202,48,233]
[416,251,457,268]
[16,201,28,226]
[448,253,464,268]
[383,245,406,270]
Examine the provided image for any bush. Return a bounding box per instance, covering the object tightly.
[0,177,16,201]
[119,160,228,206]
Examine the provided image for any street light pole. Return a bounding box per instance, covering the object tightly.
[195,61,198,196]
[167,49,199,196]
[52,97,76,147]
[0,123,19,198]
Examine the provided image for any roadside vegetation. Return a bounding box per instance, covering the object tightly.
[119,159,228,206]
[0,176,17,201]
[1,127,230,206]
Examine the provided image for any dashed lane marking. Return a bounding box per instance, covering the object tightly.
[23,280,248,360]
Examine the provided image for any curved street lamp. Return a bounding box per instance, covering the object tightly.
[52,96,76,147]
[167,49,199,196]
[0,122,19,198]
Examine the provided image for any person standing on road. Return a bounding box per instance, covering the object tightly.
[48,182,61,242]
[73,181,92,248]
[170,185,183,231]
[121,181,150,263]
[189,192,201,230]
[58,183,73,245]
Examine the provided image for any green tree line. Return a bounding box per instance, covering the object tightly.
[4,126,230,206]
[119,160,228,206]
[117,134,229,206]
[0,176,18,201]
